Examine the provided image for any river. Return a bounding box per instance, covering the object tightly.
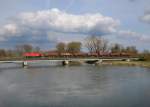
[0,63,150,107]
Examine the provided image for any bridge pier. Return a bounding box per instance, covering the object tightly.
[22,61,28,67]
[62,60,69,66]
[126,59,131,62]
[95,59,103,65]
[99,59,103,63]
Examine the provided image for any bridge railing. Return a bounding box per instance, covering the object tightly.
[0,56,139,62]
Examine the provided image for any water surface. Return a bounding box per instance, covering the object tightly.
[0,64,150,107]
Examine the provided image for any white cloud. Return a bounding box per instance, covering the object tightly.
[19,8,119,34]
[0,8,149,47]
[2,24,18,35]
[0,23,20,41]
[0,8,120,41]
[47,31,86,43]
[117,30,150,42]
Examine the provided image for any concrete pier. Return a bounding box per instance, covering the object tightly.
[99,59,103,63]
[22,61,28,67]
[62,60,69,66]
[95,59,103,65]
[126,59,131,62]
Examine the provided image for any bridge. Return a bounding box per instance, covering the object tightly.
[0,57,139,67]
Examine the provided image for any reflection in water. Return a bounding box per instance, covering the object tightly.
[0,64,150,107]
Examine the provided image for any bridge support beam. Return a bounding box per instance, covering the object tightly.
[22,61,28,67]
[62,60,69,66]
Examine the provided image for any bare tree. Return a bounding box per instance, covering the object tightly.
[101,39,108,52]
[15,44,33,56]
[6,49,15,57]
[85,36,109,55]
[15,45,24,56]
[85,36,95,53]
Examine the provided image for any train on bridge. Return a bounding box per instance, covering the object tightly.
[23,51,136,58]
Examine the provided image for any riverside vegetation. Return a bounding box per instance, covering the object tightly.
[0,36,149,67]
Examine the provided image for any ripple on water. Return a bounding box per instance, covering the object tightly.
[0,65,150,107]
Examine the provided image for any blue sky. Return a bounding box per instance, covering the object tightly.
[0,0,150,50]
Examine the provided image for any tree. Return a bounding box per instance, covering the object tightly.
[143,50,149,55]
[101,39,109,52]
[0,49,6,58]
[140,50,150,61]
[35,46,41,52]
[56,42,66,53]
[111,43,123,53]
[23,44,33,52]
[85,36,109,55]
[67,42,82,53]
[5,49,15,57]
[125,46,138,54]
[15,45,24,56]
[15,44,33,56]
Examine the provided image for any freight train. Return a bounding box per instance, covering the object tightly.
[23,51,135,58]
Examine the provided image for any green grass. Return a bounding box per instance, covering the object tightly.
[103,61,150,68]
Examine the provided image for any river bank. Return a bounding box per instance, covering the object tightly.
[66,60,150,68]
[101,61,150,68]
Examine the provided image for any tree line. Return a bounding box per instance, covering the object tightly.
[0,44,41,58]
[56,36,138,55]
[0,36,149,60]
[56,42,82,54]
[55,36,149,60]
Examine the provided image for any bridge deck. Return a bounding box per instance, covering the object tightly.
[0,57,139,64]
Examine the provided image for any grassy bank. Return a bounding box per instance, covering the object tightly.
[67,60,150,68]
[102,61,150,68]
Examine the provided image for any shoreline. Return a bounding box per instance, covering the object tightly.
[67,60,150,68]
[100,61,150,68]
[0,58,149,68]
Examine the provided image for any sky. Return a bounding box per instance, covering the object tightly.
[0,0,150,50]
